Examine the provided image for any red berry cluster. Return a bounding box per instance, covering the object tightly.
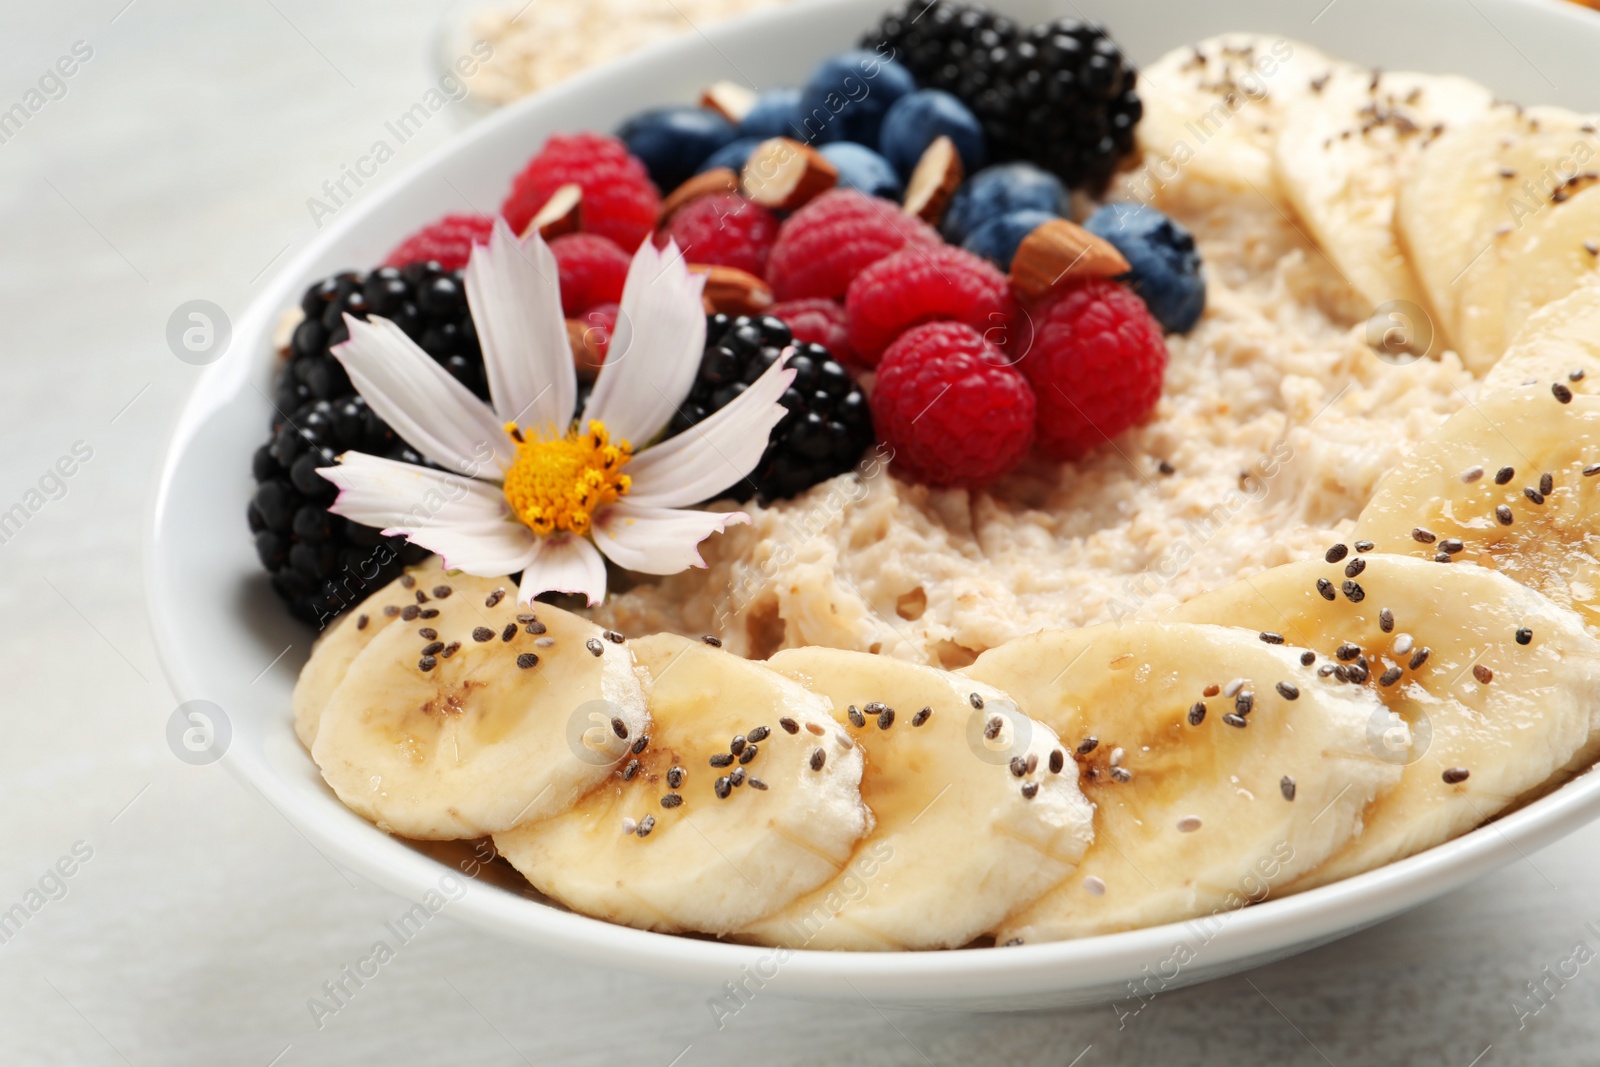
[378,129,1169,490]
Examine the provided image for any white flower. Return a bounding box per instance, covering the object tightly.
[317,219,794,605]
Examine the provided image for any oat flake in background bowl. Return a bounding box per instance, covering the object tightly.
[438,0,794,112]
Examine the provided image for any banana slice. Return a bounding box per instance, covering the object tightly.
[1459,107,1600,367]
[1487,280,1600,393]
[1436,107,1600,372]
[737,648,1093,951]
[1396,103,1525,353]
[311,596,647,840]
[1354,390,1600,633]
[1172,555,1600,888]
[1502,184,1600,345]
[963,623,1395,943]
[1135,35,1334,206]
[493,634,868,936]
[292,559,501,748]
[1273,67,1491,335]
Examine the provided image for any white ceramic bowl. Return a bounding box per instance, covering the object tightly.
[148,0,1600,1010]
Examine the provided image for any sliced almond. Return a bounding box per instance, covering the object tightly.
[523,182,582,240]
[741,137,838,211]
[902,135,964,224]
[700,80,758,124]
[691,263,775,316]
[273,305,305,358]
[566,317,607,383]
[658,167,741,226]
[1008,219,1131,302]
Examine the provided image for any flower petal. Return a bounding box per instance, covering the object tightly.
[320,451,510,529]
[582,237,706,444]
[332,314,513,475]
[465,218,574,433]
[395,521,541,577]
[592,502,748,575]
[624,351,795,509]
[518,534,608,606]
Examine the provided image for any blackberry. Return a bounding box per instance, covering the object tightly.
[864,0,1019,97]
[252,261,484,627]
[862,3,1141,192]
[670,314,873,504]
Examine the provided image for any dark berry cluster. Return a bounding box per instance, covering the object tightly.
[671,314,873,503]
[251,263,484,626]
[862,2,1141,192]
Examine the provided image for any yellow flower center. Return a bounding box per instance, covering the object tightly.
[502,420,632,537]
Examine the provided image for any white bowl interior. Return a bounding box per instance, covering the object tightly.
[148,0,1600,1010]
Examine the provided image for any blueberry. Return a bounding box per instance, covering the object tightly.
[961,209,1055,272]
[697,136,761,175]
[943,163,1067,245]
[877,89,987,179]
[795,50,915,146]
[617,106,736,192]
[737,88,801,139]
[1084,202,1206,333]
[820,142,902,199]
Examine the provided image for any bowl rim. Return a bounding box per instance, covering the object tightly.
[145,0,1600,1001]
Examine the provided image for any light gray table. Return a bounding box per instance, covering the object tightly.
[3,3,1598,1064]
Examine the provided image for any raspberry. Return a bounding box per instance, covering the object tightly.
[765,189,940,302]
[501,133,660,253]
[1019,278,1167,460]
[577,302,619,361]
[551,234,630,317]
[383,214,494,272]
[845,245,1015,366]
[770,298,853,363]
[661,194,779,277]
[871,322,1035,488]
